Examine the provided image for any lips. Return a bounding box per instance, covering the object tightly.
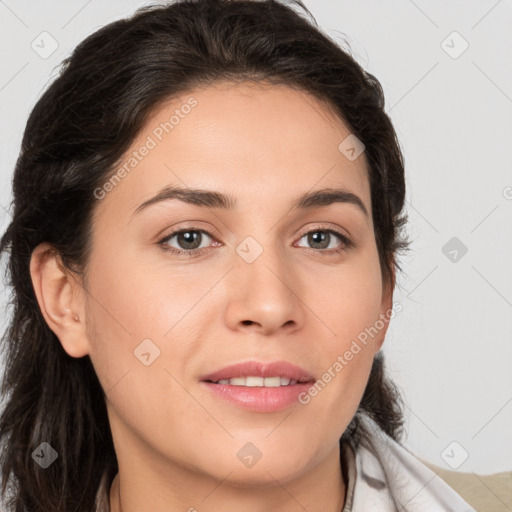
[199,360,317,413]
[199,360,316,384]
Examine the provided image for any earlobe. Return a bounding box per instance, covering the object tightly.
[29,242,90,358]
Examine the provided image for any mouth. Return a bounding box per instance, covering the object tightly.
[203,376,313,386]
[199,360,316,412]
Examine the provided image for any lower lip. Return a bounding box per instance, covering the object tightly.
[200,381,315,412]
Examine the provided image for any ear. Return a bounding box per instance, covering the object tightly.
[29,242,90,358]
[374,266,396,353]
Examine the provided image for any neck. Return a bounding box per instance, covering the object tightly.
[109,443,346,512]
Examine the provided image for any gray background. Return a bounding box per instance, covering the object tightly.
[0,0,511,475]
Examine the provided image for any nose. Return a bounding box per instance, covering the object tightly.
[222,242,305,336]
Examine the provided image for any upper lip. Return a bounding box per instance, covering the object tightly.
[200,361,316,383]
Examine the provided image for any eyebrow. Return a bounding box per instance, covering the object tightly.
[131,185,369,218]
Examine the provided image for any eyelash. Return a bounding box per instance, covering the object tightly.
[157,225,354,257]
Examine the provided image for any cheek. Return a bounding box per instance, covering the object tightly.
[83,249,215,403]
[82,252,161,393]
[83,267,202,458]
[300,249,383,415]
[309,246,384,348]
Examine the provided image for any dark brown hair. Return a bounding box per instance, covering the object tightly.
[0,0,410,509]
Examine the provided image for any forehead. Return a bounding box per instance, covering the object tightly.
[93,80,371,224]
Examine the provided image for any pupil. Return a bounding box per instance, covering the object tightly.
[310,231,328,249]
[179,231,200,249]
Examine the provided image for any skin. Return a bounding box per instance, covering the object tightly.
[30,80,394,512]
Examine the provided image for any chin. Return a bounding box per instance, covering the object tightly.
[212,454,312,488]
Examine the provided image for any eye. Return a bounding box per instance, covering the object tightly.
[295,228,353,254]
[158,228,218,256]
[158,226,353,257]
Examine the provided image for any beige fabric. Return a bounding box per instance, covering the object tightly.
[420,459,512,512]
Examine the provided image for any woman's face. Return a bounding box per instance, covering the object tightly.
[59,81,393,489]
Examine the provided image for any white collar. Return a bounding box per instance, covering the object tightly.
[342,412,477,512]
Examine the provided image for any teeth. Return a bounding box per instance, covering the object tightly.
[246,376,264,387]
[229,377,246,386]
[214,376,299,387]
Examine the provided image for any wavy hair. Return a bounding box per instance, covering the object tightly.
[0,0,410,509]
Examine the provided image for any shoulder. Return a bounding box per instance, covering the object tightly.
[346,413,480,511]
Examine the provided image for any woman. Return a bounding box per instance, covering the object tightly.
[0,0,477,510]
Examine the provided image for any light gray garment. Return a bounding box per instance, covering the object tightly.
[341,412,477,512]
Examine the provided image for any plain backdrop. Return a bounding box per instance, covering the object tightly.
[0,0,511,475]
